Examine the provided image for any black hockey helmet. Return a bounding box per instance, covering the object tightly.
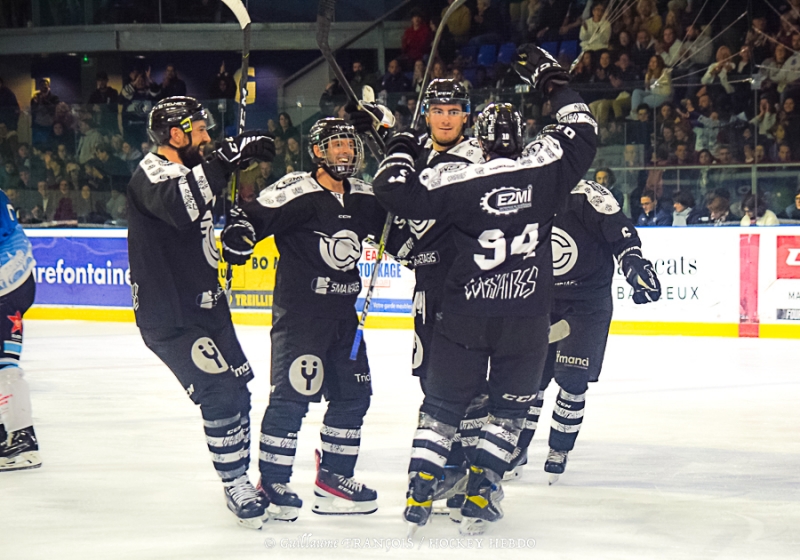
[147,96,214,146]
[474,103,523,159]
[421,79,471,115]
[308,118,364,181]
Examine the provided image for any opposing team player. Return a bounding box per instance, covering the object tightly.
[127,97,274,528]
[348,79,487,513]
[504,179,661,484]
[221,118,386,521]
[0,188,39,472]
[373,45,598,535]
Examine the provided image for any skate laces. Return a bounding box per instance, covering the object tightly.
[228,479,260,505]
[336,474,363,492]
[547,450,568,463]
[270,483,294,495]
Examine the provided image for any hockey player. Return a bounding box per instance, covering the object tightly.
[504,179,661,484]
[0,188,39,472]
[347,79,487,511]
[127,97,275,529]
[373,45,598,535]
[221,118,386,521]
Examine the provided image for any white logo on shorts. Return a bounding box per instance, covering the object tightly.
[289,355,324,396]
[412,332,424,370]
[191,337,229,374]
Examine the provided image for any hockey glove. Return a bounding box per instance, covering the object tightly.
[344,100,396,134]
[385,131,423,160]
[221,208,257,266]
[213,131,276,173]
[622,254,661,304]
[514,44,570,94]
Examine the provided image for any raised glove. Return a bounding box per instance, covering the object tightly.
[213,131,276,173]
[345,100,396,134]
[221,207,256,266]
[622,254,661,304]
[514,44,570,93]
[386,131,423,159]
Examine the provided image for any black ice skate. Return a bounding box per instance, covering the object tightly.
[223,476,268,530]
[459,466,504,536]
[503,447,528,481]
[544,448,569,485]
[404,471,438,535]
[312,450,378,515]
[0,427,42,472]
[258,480,302,521]
[432,464,467,517]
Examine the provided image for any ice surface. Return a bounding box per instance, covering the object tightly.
[2,321,799,560]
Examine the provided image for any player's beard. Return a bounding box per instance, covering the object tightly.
[178,143,204,168]
[431,130,462,150]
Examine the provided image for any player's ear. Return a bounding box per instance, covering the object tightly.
[169,126,185,145]
[313,144,323,158]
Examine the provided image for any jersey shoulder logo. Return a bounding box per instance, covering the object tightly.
[317,229,361,271]
[348,178,375,195]
[258,173,322,208]
[572,180,620,215]
[481,185,532,216]
[551,226,578,277]
[139,153,187,184]
[448,138,484,163]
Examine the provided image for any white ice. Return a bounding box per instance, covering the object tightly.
[2,320,799,560]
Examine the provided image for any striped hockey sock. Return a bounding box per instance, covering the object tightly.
[319,425,361,478]
[203,413,248,483]
[549,388,586,452]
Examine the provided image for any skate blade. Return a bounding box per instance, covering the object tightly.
[502,465,523,482]
[407,521,423,538]
[267,504,300,522]
[459,516,488,536]
[0,451,42,472]
[548,473,561,485]
[449,508,463,524]
[234,515,264,530]
[431,502,449,515]
[312,494,377,515]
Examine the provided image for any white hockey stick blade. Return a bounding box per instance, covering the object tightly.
[221,0,251,28]
[548,319,570,344]
[362,85,375,103]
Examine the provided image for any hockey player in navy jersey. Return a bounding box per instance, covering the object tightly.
[504,179,661,484]
[222,118,386,521]
[0,189,39,472]
[127,97,275,529]
[373,45,598,535]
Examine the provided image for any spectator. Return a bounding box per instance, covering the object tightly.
[14,143,30,172]
[632,0,662,40]
[74,184,95,223]
[432,60,447,81]
[119,66,161,144]
[594,166,625,209]
[530,0,571,41]
[571,51,595,84]
[30,78,60,145]
[663,7,683,38]
[700,46,736,105]
[441,0,472,46]
[626,103,654,150]
[52,178,77,221]
[380,59,412,94]
[160,64,187,99]
[587,50,615,112]
[580,2,611,53]
[700,194,736,225]
[1,162,20,190]
[402,9,433,64]
[275,112,298,142]
[48,121,75,155]
[784,187,800,220]
[740,193,779,226]
[412,59,426,92]
[272,137,287,177]
[612,30,633,56]
[119,140,143,174]
[450,67,473,91]
[90,142,131,189]
[0,77,20,132]
[671,190,703,225]
[255,161,279,194]
[106,187,127,223]
[209,61,236,100]
[750,95,777,139]
[630,30,656,78]
[470,0,504,45]
[348,61,376,95]
[628,55,672,118]
[759,43,792,96]
[745,16,771,65]
[656,26,682,68]
[285,136,304,172]
[76,117,104,165]
[88,70,119,105]
[0,122,19,163]
[637,189,672,226]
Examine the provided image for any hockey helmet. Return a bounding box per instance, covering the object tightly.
[421,79,471,115]
[308,118,364,181]
[148,96,214,146]
[475,103,523,159]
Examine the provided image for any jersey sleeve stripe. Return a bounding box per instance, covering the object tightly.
[178,175,200,221]
[192,164,214,204]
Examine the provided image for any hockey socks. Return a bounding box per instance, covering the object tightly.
[549,388,586,451]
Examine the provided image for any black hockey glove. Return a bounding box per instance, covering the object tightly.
[514,44,570,94]
[622,253,661,304]
[344,100,395,134]
[212,131,276,174]
[386,131,423,160]
[221,208,256,266]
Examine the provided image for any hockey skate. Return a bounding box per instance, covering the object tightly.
[0,427,42,472]
[431,464,467,516]
[459,466,504,536]
[223,476,268,529]
[404,471,438,536]
[503,447,528,481]
[258,480,302,522]
[544,449,569,485]
[312,450,378,515]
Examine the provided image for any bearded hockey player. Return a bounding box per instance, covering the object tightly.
[127,97,275,529]
[0,188,39,472]
[373,45,598,535]
[504,179,661,484]
[221,118,386,521]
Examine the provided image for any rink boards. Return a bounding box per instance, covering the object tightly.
[22,226,800,338]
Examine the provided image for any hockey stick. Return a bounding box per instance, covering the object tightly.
[221,0,251,295]
[410,0,468,129]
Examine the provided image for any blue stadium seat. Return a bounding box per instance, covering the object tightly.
[540,41,559,57]
[497,42,517,65]
[458,45,478,63]
[477,44,498,67]
[559,40,579,62]
[463,68,478,86]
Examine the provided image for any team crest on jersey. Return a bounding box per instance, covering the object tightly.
[200,210,219,269]
[481,185,532,216]
[317,229,361,271]
[551,227,578,277]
